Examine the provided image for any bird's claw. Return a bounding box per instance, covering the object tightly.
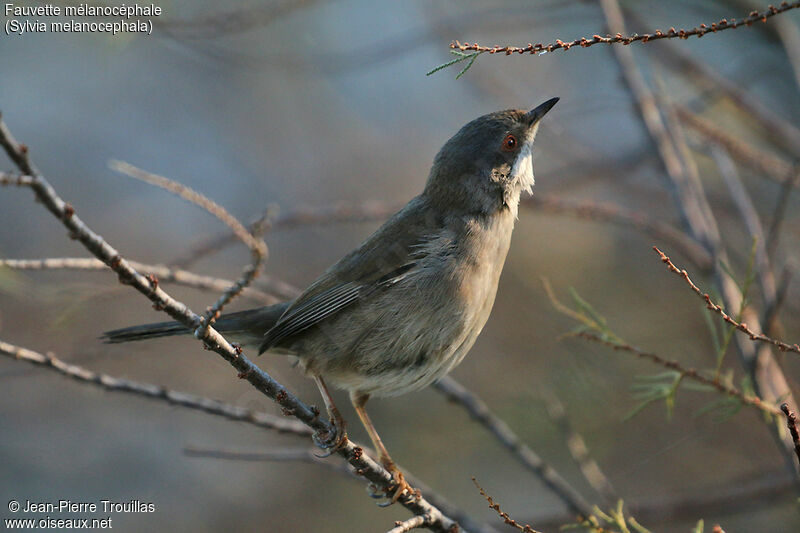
[376,463,418,506]
[312,420,348,458]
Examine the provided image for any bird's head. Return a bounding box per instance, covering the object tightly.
[424,97,558,217]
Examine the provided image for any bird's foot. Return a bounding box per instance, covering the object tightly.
[312,415,348,458]
[376,461,419,506]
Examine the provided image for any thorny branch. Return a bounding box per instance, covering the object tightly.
[654,247,800,355]
[575,332,782,418]
[472,478,542,533]
[450,2,799,55]
[0,115,464,533]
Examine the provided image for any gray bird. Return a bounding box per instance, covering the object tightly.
[103,98,558,501]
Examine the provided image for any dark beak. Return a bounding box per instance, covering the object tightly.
[527,97,559,124]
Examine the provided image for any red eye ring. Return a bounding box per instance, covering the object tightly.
[501,134,517,152]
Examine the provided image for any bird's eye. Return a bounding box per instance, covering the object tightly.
[501,134,517,152]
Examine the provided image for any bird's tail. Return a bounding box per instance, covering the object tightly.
[101,302,290,345]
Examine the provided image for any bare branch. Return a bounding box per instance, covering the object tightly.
[451,2,799,55]
[654,247,800,355]
[434,377,592,517]
[0,340,311,436]
[780,404,800,467]
[0,257,279,304]
[169,201,405,268]
[524,194,712,270]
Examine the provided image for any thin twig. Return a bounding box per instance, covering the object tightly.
[524,194,712,270]
[435,377,592,517]
[654,247,800,355]
[109,160,268,332]
[169,201,403,268]
[0,257,278,304]
[110,160,265,254]
[780,403,800,466]
[451,2,799,55]
[387,515,431,533]
[471,478,543,533]
[674,106,795,186]
[0,116,464,532]
[0,340,312,435]
[574,332,781,417]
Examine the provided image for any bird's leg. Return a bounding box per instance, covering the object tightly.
[350,391,417,504]
[311,374,348,456]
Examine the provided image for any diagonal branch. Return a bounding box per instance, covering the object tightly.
[654,248,799,355]
[434,377,592,517]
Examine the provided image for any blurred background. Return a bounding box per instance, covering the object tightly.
[1,0,799,531]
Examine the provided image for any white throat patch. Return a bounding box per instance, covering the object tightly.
[506,142,535,217]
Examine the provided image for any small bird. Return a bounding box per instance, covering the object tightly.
[103,98,558,502]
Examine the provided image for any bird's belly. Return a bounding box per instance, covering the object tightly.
[296,212,514,397]
[310,258,503,397]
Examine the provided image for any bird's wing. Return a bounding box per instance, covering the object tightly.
[258,196,434,354]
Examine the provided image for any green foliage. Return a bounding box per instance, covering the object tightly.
[692,520,705,533]
[426,50,484,79]
[543,278,770,425]
[564,500,652,533]
[625,371,683,420]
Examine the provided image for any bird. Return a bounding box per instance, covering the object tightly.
[103,97,559,502]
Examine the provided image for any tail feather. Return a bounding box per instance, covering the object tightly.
[101,302,291,346]
[101,321,188,343]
